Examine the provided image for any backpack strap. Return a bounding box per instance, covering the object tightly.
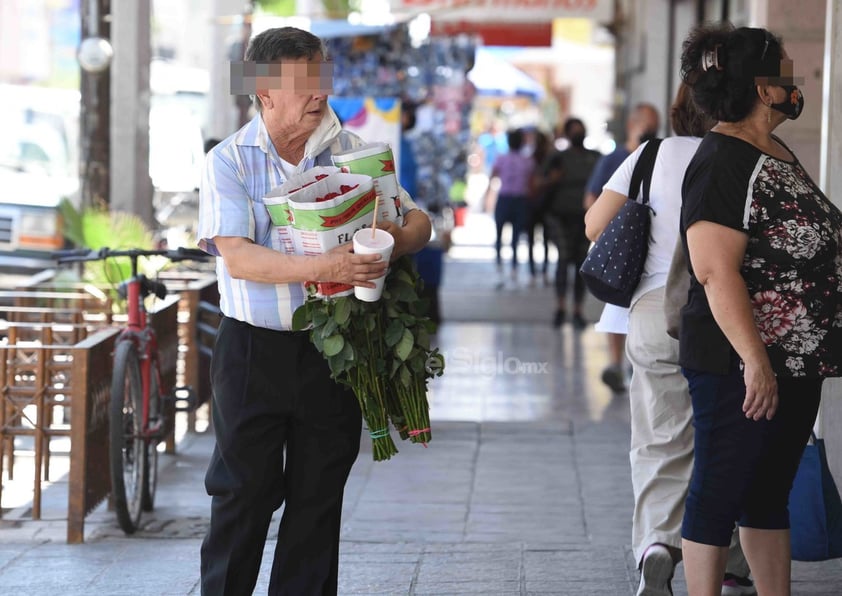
[628,138,662,205]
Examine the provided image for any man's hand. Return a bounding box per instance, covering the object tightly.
[375,209,431,261]
[318,243,387,288]
[376,221,404,262]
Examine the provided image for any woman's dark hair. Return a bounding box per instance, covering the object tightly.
[680,23,784,122]
[401,102,417,131]
[245,27,327,112]
[670,82,716,137]
[563,117,586,138]
[532,130,551,163]
[507,128,525,151]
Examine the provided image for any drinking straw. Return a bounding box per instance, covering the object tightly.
[371,189,380,239]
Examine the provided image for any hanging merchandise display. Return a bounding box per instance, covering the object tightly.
[326,26,476,212]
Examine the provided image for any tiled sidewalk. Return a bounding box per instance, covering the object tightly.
[2,322,841,594]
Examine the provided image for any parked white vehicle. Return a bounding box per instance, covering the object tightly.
[0,66,209,272]
[0,84,80,270]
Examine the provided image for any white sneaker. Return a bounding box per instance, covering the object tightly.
[636,544,674,596]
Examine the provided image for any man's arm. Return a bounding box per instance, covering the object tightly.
[376,208,432,261]
[214,237,388,288]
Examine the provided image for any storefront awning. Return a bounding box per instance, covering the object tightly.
[467,48,545,100]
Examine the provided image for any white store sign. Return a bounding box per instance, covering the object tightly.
[390,0,613,23]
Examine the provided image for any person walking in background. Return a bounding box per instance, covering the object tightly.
[197,27,431,595]
[487,128,535,286]
[584,103,660,392]
[477,119,508,175]
[585,83,755,596]
[679,23,842,595]
[526,129,552,286]
[543,117,601,329]
[404,102,444,326]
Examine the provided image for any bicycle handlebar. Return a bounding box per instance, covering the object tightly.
[53,246,210,264]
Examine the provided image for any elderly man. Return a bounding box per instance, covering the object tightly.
[197,27,431,595]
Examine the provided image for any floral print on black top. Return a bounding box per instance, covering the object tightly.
[744,155,842,377]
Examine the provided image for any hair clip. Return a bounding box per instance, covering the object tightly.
[760,30,772,61]
[701,45,723,72]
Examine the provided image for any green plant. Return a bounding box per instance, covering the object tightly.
[292,256,444,461]
[58,198,156,295]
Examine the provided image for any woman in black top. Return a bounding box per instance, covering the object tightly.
[679,23,842,595]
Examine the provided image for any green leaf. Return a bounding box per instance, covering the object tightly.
[391,281,418,303]
[321,316,338,339]
[334,297,351,325]
[395,328,413,361]
[291,303,311,331]
[407,349,426,374]
[58,198,84,247]
[399,313,417,327]
[339,340,355,364]
[328,352,347,376]
[398,364,412,387]
[390,358,402,376]
[384,319,405,347]
[416,327,430,351]
[323,334,345,357]
[254,0,297,17]
[312,308,329,328]
[311,330,324,353]
[394,268,415,285]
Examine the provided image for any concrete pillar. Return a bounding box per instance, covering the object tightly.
[209,0,249,140]
[760,0,825,179]
[819,0,841,201]
[110,0,153,227]
[619,0,699,136]
[626,0,670,129]
[817,0,842,487]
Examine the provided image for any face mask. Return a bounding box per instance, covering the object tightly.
[770,85,804,120]
[569,133,585,147]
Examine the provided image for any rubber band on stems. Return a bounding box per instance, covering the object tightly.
[369,428,390,439]
[408,427,431,447]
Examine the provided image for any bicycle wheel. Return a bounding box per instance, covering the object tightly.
[110,339,146,534]
[141,368,160,512]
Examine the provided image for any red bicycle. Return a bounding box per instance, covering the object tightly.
[55,247,208,533]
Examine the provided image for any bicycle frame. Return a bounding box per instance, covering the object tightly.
[117,261,164,443]
[54,245,209,533]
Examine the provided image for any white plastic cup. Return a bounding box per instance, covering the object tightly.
[352,228,394,302]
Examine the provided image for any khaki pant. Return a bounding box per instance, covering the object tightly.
[627,288,749,575]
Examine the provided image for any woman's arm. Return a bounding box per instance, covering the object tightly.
[583,189,627,241]
[686,220,778,420]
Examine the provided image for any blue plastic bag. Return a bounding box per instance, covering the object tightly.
[788,433,842,561]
